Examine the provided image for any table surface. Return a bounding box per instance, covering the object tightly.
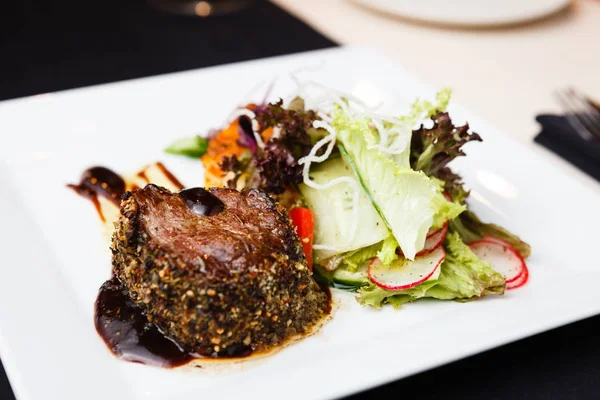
[274,0,600,191]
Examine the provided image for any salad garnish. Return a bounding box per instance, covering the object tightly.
[165,82,531,308]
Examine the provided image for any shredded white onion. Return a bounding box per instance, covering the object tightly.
[317,111,332,123]
[298,121,337,166]
[355,109,412,155]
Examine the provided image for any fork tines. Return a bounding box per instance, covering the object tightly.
[555,88,600,141]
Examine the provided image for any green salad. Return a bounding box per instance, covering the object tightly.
[167,87,531,308]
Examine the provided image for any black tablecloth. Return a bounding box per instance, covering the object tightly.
[1,1,599,399]
[0,0,335,100]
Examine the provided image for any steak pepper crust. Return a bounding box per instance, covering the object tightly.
[111,184,330,357]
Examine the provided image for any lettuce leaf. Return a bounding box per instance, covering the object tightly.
[334,109,464,259]
[408,104,481,207]
[376,235,399,266]
[431,195,466,229]
[339,242,381,272]
[426,232,505,299]
[358,278,439,309]
[435,167,470,205]
[324,235,394,272]
[357,232,505,308]
[410,111,482,177]
[450,210,531,258]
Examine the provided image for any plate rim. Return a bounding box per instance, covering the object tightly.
[347,0,571,28]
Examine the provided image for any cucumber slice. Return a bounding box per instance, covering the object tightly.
[332,263,369,287]
[298,156,389,262]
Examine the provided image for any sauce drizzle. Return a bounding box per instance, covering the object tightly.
[67,166,126,222]
[156,162,184,190]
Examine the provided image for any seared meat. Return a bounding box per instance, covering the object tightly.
[111,184,329,356]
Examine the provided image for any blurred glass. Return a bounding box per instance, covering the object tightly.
[148,0,254,17]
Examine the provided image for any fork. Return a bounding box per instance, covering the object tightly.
[555,88,600,141]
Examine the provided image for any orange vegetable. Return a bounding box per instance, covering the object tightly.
[261,127,274,142]
[201,120,247,187]
[200,114,275,187]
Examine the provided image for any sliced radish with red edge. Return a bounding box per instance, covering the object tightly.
[478,236,529,288]
[468,239,527,287]
[506,265,529,290]
[368,247,446,291]
[481,234,508,246]
[426,221,448,239]
[418,223,448,256]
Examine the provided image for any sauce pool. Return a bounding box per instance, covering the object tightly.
[94,277,330,367]
[95,278,194,368]
[95,278,259,367]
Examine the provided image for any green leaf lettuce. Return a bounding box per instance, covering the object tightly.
[357,232,505,308]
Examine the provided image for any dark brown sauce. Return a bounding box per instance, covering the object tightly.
[67,167,126,222]
[69,163,186,222]
[156,161,184,190]
[95,277,331,368]
[179,187,225,216]
[95,278,194,368]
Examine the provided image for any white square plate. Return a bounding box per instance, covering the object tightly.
[1,47,599,400]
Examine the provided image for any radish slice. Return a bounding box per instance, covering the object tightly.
[481,234,508,246]
[426,222,448,239]
[426,226,441,239]
[426,221,448,239]
[418,223,448,255]
[368,247,446,291]
[506,264,529,290]
[469,240,526,284]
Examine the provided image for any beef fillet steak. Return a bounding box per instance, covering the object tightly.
[111,184,329,356]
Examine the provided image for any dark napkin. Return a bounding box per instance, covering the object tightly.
[535,114,600,181]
